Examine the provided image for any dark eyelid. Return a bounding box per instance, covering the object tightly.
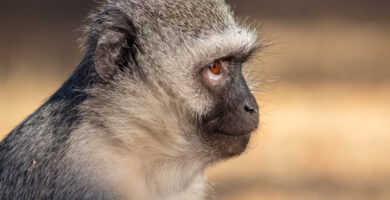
[218,54,247,65]
[219,47,259,64]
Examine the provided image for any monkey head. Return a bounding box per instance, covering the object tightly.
[87,0,260,161]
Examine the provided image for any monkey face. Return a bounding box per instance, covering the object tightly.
[197,57,259,158]
[149,28,262,159]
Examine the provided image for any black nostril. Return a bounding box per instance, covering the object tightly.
[244,105,257,115]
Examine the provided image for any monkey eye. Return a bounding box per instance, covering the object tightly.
[209,60,222,75]
[202,59,228,87]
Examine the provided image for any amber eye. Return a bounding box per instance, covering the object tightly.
[209,60,222,75]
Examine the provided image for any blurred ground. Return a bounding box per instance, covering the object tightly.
[1,0,390,199]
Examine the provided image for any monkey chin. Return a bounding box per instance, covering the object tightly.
[202,130,253,159]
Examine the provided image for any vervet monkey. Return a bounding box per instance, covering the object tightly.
[0,0,260,199]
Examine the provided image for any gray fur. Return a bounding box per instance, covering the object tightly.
[0,0,260,199]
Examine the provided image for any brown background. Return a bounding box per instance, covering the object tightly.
[1,0,390,199]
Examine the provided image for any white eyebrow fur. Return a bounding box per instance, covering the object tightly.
[180,25,259,67]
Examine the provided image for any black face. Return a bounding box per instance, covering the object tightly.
[199,58,259,158]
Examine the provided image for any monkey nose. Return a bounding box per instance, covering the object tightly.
[242,96,259,117]
[244,104,257,115]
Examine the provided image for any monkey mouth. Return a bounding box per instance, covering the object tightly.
[214,129,252,137]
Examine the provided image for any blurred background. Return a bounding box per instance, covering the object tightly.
[0,0,389,199]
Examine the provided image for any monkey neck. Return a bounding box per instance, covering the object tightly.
[106,152,209,199]
[69,122,209,199]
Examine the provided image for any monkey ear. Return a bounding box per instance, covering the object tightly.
[94,31,127,80]
[92,10,139,81]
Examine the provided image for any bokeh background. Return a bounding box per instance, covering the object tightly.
[1,0,390,199]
